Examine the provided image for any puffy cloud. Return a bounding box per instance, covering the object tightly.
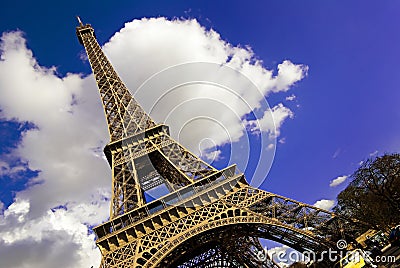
[2,198,30,223]
[0,30,109,267]
[329,175,348,187]
[104,18,307,153]
[274,60,308,92]
[0,198,107,268]
[0,17,307,267]
[245,103,294,138]
[313,199,335,211]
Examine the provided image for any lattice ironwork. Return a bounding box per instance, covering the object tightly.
[76,19,364,268]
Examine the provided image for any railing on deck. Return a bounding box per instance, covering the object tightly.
[93,165,242,240]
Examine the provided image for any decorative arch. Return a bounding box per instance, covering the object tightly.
[146,212,334,267]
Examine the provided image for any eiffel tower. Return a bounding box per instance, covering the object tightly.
[76,19,361,267]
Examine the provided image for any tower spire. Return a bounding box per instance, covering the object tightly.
[76,16,83,26]
[76,21,156,142]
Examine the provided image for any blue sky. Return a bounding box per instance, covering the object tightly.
[1,1,400,267]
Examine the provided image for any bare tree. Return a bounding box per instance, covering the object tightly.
[334,153,400,231]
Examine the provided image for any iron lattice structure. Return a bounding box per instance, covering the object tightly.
[76,20,363,268]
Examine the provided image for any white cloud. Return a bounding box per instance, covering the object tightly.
[0,30,109,267]
[104,18,307,154]
[285,94,296,101]
[0,18,307,267]
[329,175,348,187]
[274,61,308,92]
[0,198,107,268]
[313,199,335,211]
[3,198,30,223]
[245,103,294,138]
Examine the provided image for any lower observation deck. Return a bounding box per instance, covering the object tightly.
[94,165,242,253]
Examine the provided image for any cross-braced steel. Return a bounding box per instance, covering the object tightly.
[76,19,363,267]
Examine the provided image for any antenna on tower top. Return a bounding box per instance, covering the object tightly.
[76,16,83,26]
